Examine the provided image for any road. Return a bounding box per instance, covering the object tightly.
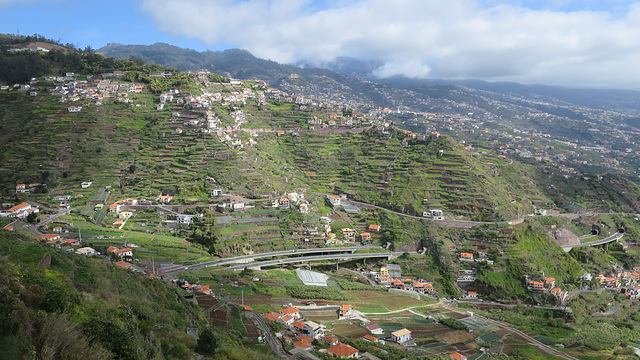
[245,311,289,358]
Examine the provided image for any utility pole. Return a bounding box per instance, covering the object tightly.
[242,289,244,306]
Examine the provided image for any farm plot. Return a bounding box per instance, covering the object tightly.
[211,307,229,327]
[331,323,369,338]
[244,319,260,339]
[349,290,425,311]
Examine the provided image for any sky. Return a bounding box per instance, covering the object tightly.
[2,0,640,90]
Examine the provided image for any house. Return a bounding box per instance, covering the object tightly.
[293,341,312,351]
[41,233,61,242]
[157,195,173,204]
[278,314,295,326]
[391,328,412,344]
[81,181,92,188]
[61,238,80,246]
[0,202,33,217]
[109,204,121,213]
[339,304,352,318]
[363,334,378,343]
[327,195,341,208]
[390,279,405,289]
[290,320,306,333]
[278,197,290,209]
[211,189,223,197]
[298,335,314,344]
[360,232,372,243]
[459,252,474,261]
[231,201,245,210]
[67,106,82,112]
[423,207,444,220]
[424,283,435,293]
[15,184,26,193]
[3,225,14,231]
[550,287,562,296]
[303,321,326,339]
[366,322,384,335]
[107,247,133,257]
[340,228,357,241]
[464,291,478,299]
[413,281,426,294]
[115,261,133,269]
[280,306,301,319]
[380,264,389,277]
[327,343,359,358]
[449,352,467,360]
[368,224,381,232]
[528,280,545,291]
[323,335,339,346]
[52,226,63,233]
[76,247,95,256]
[263,312,281,322]
[544,277,556,288]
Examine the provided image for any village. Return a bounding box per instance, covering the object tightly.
[4,62,640,359]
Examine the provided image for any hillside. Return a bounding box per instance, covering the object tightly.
[0,232,279,360]
[5,36,640,360]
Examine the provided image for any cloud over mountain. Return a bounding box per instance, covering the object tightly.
[142,0,640,89]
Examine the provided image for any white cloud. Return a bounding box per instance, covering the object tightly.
[141,0,640,89]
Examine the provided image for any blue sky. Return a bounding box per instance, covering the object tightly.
[2,0,640,89]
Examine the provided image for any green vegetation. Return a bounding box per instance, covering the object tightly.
[284,284,350,301]
[0,232,281,360]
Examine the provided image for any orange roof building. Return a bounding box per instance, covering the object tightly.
[327,343,359,358]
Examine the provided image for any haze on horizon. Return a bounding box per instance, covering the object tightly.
[3,0,640,90]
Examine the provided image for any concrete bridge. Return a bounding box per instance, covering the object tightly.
[160,246,378,273]
[210,252,401,271]
[561,232,624,252]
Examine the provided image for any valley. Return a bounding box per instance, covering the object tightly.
[2,37,640,359]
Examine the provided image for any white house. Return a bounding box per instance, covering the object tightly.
[303,321,326,339]
[76,247,96,256]
[391,328,412,344]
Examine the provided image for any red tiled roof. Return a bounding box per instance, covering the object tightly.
[293,341,311,349]
[299,335,313,343]
[291,320,305,330]
[449,352,466,360]
[328,343,358,357]
[263,312,280,322]
[281,306,299,315]
[363,334,377,342]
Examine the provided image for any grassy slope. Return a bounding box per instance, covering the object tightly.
[0,232,279,359]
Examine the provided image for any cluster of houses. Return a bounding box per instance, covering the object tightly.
[14,183,46,194]
[271,192,309,214]
[45,73,146,108]
[262,305,413,357]
[369,263,437,295]
[173,279,212,295]
[305,113,373,130]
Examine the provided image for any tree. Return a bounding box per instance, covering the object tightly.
[26,212,38,223]
[196,328,217,355]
